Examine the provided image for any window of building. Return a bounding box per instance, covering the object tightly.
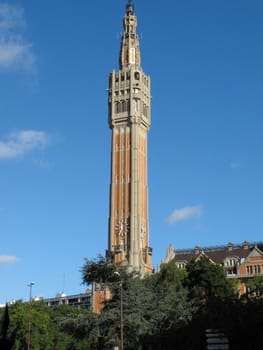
[134,99,139,112]
[134,72,140,80]
[246,265,253,275]
[255,265,261,274]
[115,102,122,113]
[122,100,126,112]
[177,262,185,269]
[224,258,236,267]
[117,102,122,113]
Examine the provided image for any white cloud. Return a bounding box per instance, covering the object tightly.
[0,3,35,70]
[0,130,49,159]
[0,4,25,31]
[167,205,203,224]
[0,255,18,264]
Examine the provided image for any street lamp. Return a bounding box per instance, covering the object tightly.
[27,282,35,350]
[114,272,124,350]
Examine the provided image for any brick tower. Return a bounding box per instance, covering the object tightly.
[107,0,152,275]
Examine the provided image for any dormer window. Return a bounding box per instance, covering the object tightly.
[177,262,186,269]
[224,257,237,267]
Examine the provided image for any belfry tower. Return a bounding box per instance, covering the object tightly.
[107,1,152,275]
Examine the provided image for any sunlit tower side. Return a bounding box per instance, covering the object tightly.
[107,1,153,275]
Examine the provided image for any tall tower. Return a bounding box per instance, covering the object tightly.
[107,1,152,275]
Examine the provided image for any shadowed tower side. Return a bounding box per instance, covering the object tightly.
[107,1,152,275]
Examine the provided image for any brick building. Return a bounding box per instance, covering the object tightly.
[162,241,263,295]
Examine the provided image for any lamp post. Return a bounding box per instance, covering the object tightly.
[27,282,35,350]
[114,272,124,350]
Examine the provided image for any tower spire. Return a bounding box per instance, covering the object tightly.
[119,0,140,69]
[126,0,134,15]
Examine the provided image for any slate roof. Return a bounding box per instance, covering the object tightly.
[173,243,255,265]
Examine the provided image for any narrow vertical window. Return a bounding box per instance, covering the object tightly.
[134,99,139,113]
[117,102,122,113]
[246,265,253,275]
[122,100,126,112]
[255,265,260,274]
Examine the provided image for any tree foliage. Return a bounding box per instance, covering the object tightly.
[2,256,263,350]
[186,255,236,303]
[81,255,116,286]
[3,301,91,350]
[246,275,263,298]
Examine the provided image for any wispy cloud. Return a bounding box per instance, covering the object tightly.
[0,130,49,159]
[230,161,244,170]
[33,159,54,169]
[0,255,19,264]
[167,205,203,224]
[0,3,35,70]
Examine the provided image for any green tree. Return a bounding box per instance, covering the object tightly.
[2,301,91,350]
[186,255,236,303]
[81,255,116,286]
[94,263,194,350]
[155,260,188,290]
[246,275,263,298]
[58,309,99,350]
[0,304,15,349]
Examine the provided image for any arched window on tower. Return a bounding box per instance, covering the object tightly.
[115,102,122,113]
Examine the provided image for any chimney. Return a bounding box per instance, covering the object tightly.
[228,242,233,251]
[243,240,249,250]
[194,245,201,254]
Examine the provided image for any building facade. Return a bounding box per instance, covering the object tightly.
[44,291,92,309]
[2,291,92,310]
[107,1,152,275]
[163,241,263,295]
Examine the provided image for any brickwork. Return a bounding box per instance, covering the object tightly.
[163,241,263,296]
[107,2,152,275]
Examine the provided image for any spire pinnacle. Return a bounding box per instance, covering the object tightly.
[119,0,140,69]
[126,0,134,15]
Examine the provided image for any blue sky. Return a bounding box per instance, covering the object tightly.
[0,0,263,303]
